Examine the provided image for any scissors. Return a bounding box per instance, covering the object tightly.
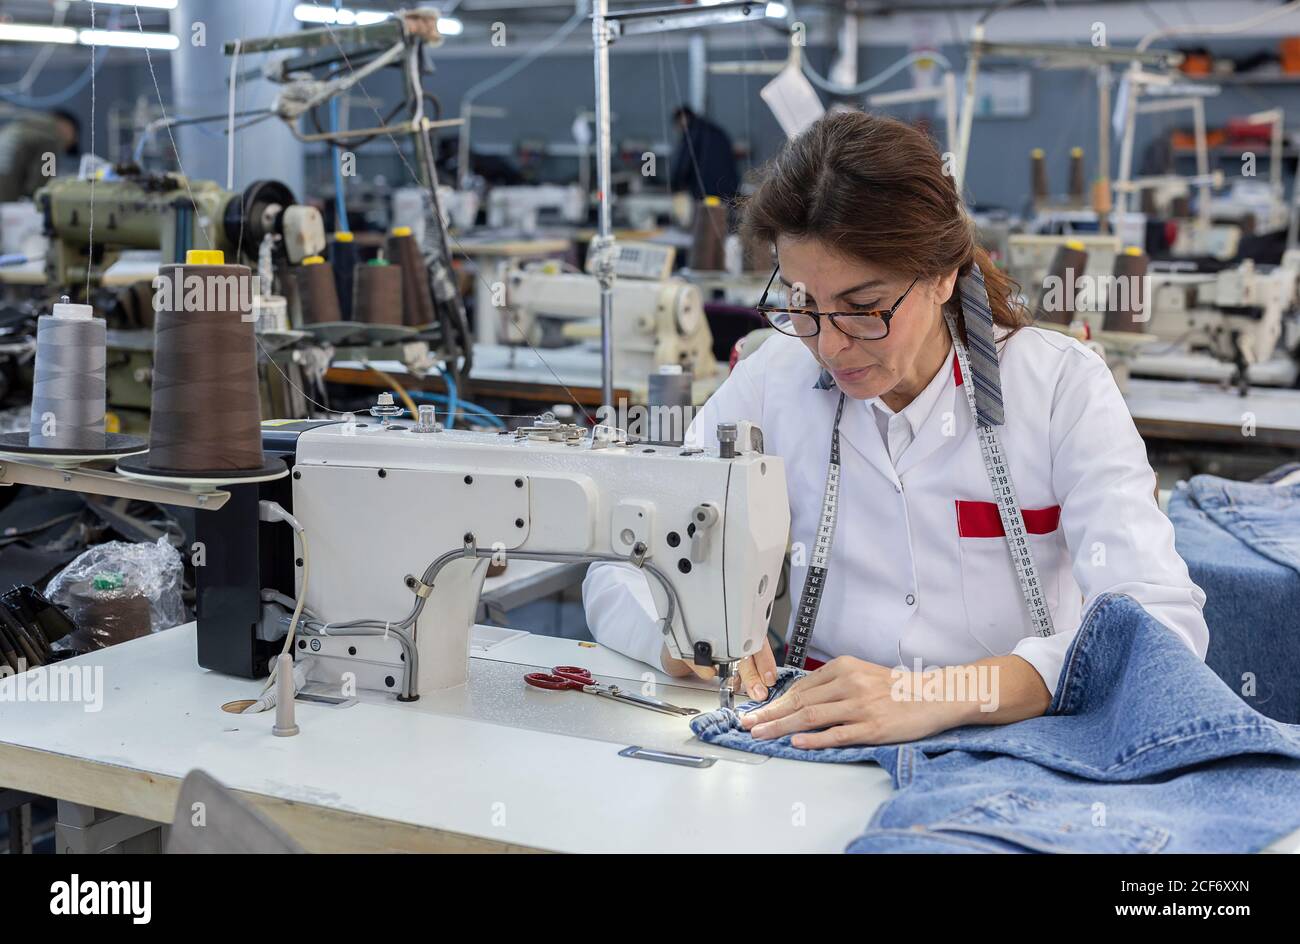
[523,666,699,717]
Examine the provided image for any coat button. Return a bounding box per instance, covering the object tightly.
[905,593,916,606]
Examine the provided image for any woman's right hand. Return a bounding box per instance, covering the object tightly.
[660,636,779,702]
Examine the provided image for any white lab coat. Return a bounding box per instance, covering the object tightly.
[583,325,1209,694]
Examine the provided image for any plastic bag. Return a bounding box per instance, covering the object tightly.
[45,537,187,649]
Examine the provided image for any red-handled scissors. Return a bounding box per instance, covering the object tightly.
[523,666,597,691]
[523,666,699,716]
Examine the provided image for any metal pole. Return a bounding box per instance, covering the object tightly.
[1097,66,1111,234]
[592,0,615,416]
[953,24,983,196]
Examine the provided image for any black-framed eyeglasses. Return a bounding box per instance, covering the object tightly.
[756,266,920,341]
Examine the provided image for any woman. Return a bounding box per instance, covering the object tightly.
[583,111,1207,748]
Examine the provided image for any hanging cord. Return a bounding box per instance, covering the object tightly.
[1137,0,1300,51]
[85,1,97,299]
[132,5,210,248]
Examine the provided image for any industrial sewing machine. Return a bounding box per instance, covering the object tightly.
[1133,255,1300,390]
[485,184,588,233]
[493,253,718,387]
[35,170,325,290]
[195,411,788,709]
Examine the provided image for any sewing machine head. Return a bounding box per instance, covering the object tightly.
[279,414,788,708]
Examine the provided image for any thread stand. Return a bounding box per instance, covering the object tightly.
[0,457,233,511]
[0,432,148,468]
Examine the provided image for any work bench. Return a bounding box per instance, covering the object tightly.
[0,623,892,853]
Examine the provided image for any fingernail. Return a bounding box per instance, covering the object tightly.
[740,713,756,728]
[764,671,777,686]
[752,684,767,700]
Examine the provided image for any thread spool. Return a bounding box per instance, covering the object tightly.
[27,300,106,450]
[330,231,356,320]
[252,294,289,334]
[352,256,404,326]
[1067,147,1085,204]
[143,250,265,473]
[1030,148,1049,205]
[387,226,436,327]
[294,256,343,324]
[1034,240,1089,326]
[647,365,693,445]
[691,197,728,272]
[69,573,152,649]
[1105,246,1149,333]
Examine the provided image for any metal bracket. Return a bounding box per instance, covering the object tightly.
[0,460,230,511]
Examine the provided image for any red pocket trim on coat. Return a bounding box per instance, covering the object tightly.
[955,500,1061,538]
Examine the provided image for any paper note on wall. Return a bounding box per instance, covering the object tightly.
[761,64,825,139]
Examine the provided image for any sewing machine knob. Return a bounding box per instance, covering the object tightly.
[690,502,720,562]
[717,423,738,458]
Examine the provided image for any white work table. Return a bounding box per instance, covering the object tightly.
[0,624,893,853]
[1124,377,1300,449]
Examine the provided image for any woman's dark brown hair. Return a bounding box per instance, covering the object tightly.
[740,110,1029,340]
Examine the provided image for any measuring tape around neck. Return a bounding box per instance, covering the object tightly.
[785,319,1054,669]
[784,392,847,670]
[946,312,1055,638]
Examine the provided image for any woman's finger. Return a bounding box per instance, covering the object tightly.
[753,639,778,690]
[746,696,861,740]
[790,722,879,750]
[736,657,766,701]
[741,678,850,728]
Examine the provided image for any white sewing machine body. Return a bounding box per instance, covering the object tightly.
[288,420,787,700]
[486,184,588,233]
[499,264,717,385]
[1141,257,1296,369]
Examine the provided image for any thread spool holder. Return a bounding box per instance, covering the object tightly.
[0,457,234,511]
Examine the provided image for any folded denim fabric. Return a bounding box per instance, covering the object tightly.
[690,593,1300,853]
[1185,473,1300,574]
[1169,474,1300,722]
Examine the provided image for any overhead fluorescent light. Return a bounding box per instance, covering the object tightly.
[294,4,393,26]
[765,3,789,17]
[438,17,463,36]
[79,29,181,50]
[0,23,79,45]
[71,0,179,9]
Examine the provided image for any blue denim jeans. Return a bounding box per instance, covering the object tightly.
[691,593,1300,853]
[1168,468,1300,723]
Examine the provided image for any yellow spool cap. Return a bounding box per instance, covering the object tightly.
[703,195,722,206]
[334,231,354,243]
[1031,148,1044,158]
[1065,240,1085,251]
[186,249,225,265]
[302,255,325,265]
[1070,147,1083,157]
[1124,246,1143,256]
[391,226,413,237]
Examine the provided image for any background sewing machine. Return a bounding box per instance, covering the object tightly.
[485,184,588,234]
[36,169,325,292]
[482,242,719,391]
[1133,255,1300,390]
[196,410,788,709]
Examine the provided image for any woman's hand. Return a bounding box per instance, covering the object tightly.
[740,653,1052,748]
[660,637,780,701]
[740,656,968,748]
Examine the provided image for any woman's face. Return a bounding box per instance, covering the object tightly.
[774,236,957,401]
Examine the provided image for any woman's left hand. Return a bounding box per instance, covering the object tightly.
[739,656,970,748]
